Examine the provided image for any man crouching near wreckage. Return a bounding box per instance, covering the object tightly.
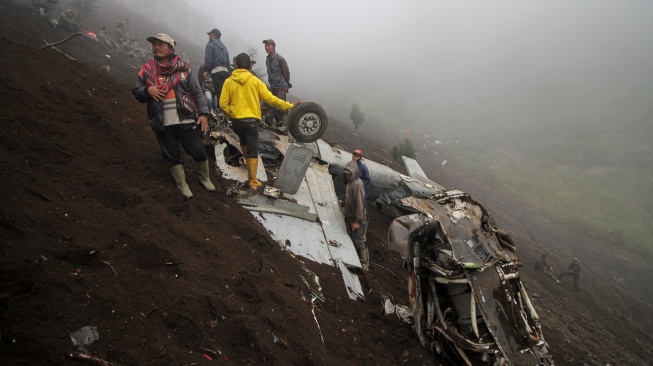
[340,161,369,271]
[132,33,215,198]
[219,53,301,189]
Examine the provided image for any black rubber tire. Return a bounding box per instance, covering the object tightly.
[288,102,328,143]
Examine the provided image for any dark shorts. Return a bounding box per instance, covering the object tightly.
[231,118,259,158]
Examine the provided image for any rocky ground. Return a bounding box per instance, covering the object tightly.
[0,1,651,365]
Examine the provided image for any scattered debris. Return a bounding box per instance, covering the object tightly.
[395,304,412,324]
[39,32,84,51]
[70,325,99,353]
[272,333,288,348]
[382,295,412,324]
[67,352,120,366]
[35,255,47,272]
[263,186,281,198]
[102,261,118,276]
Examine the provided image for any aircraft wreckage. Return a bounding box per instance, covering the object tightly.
[208,104,554,365]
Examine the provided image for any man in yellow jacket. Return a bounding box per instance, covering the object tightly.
[220,53,300,188]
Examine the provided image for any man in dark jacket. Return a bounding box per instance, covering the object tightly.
[132,33,214,198]
[351,149,371,197]
[262,38,292,130]
[204,28,230,105]
[559,258,581,293]
[342,160,369,271]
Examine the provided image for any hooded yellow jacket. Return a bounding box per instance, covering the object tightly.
[219,69,293,120]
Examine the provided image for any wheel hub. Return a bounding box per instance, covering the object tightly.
[298,113,321,135]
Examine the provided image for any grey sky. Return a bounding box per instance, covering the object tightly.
[189,0,653,104]
[112,0,653,132]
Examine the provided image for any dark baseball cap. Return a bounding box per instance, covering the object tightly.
[207,28,221,36]
[262,38,276,46]
[235,53,253,68]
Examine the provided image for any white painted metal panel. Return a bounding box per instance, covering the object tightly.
[403,156,429,181]
[251,212,333,265]
[338,261,364,300]
[304,164,361,268]
[213,142,267,183]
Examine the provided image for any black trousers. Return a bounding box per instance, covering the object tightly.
[154,123,207,167]
[211,71,229,101]
[231,118,259,158]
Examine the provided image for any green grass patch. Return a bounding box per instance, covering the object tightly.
[448,146,653,255]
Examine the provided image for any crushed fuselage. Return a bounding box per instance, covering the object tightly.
[388,193,554,365]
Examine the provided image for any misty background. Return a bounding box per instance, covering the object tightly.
[97,0,653,254]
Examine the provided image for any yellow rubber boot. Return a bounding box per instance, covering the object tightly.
[196,160,215,191]
[246,157,263,189]
[170,165,193,198]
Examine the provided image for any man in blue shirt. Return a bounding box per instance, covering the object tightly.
[203,28,230,105]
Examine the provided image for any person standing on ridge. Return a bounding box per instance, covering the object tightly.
[132,33,214,198]
[204,28,230,108]
[219,53,300,189]
[262,38,292,131]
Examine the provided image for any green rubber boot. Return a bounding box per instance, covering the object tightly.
[170,165,193,198]
[196,160,215,192]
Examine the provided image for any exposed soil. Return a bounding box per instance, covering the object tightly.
[1,1,651,365]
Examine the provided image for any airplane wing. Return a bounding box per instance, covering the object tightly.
[213,133,365,300]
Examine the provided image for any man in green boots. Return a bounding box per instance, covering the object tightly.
[219,53,300,189]
[132,33,215,198]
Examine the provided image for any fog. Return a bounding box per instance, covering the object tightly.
[109,0,653,142]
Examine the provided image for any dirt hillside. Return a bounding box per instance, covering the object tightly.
[1,1,651,366]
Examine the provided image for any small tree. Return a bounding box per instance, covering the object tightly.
[392,138,417,162]
[350,103,365,130]
[248,46,266,80]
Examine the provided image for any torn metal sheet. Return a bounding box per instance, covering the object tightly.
[274,144,314,194]
[402,156,429,182]
[304,164,360,268]
[338,260,364,300]
[253,211,333,265]
[214,141,267,183]
[238,193,317,222]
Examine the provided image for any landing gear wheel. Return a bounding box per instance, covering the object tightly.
[288,102,328,143]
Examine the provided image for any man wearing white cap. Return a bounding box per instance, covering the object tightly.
[132,33,214,198]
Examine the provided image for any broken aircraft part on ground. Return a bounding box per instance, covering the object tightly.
[210,116,553,364]
[213,127,365,300]
[388,194,554,365]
